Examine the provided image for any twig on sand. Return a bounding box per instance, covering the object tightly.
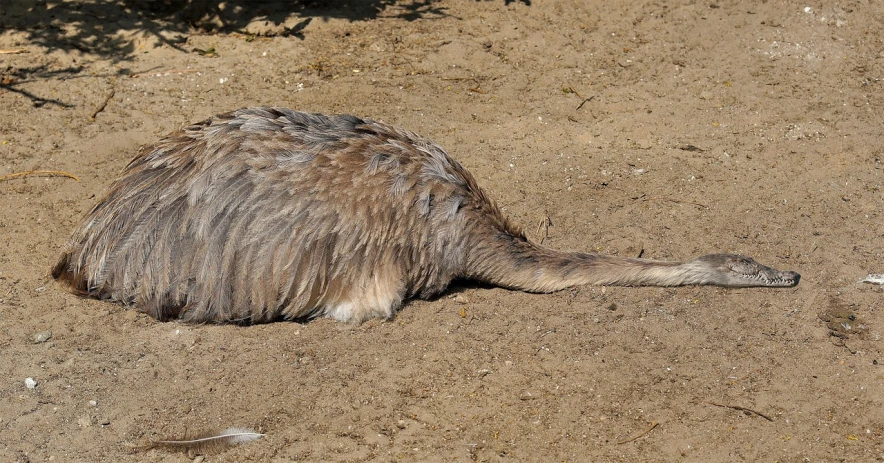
[0,170,80,182]
[563,86,595,110]
[576,96,594,111]
[91,87,116,119]
[0,49,28,54]
[616,421,659,444]
[705,401,774,422]
[131,69,200,79]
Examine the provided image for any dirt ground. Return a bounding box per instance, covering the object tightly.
[1,0,882,461]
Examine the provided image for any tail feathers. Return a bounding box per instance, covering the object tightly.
[51,253,68,280]
[140,296,187,322]
[51,251,93,296]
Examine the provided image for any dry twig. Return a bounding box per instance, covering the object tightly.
[0,170,80,182]
[616,422,659,444]
[705,401,774,422]
[91,86,116,119]
[563,85,594,110]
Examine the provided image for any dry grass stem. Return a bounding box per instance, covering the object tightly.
[616,421,659,444]
[0,170,80,182]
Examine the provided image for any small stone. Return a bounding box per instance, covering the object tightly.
[89,400,98,407]
[519,391,537,400]
[24,377,37,389]
[452,294,469,304]
[33,330,52,343]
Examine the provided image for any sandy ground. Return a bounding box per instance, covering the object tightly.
[1,0,882,461]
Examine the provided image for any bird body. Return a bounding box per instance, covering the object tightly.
[53,107,799,324]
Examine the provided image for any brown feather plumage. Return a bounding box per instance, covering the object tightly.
[52,107,799,324]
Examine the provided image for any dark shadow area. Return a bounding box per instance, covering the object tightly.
[0,0,529,106]
[0,83,74,108]
[0,0,527,63]
[0,63,84,107]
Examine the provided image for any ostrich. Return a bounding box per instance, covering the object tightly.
[52,107,799,324]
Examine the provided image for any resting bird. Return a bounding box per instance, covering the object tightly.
[52,107,800,324]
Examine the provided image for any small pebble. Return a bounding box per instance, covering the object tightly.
[24,377,37,389]
[33,330,52,343]
[89,400,98,407]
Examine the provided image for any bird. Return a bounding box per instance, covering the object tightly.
[52,107,800,324]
